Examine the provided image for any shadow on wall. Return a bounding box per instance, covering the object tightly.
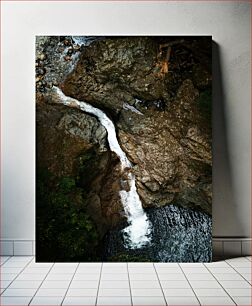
[212,42,244,237]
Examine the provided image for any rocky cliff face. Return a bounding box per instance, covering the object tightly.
[61,37,212,214]
[36,36,212,261]
[37,94,126,238]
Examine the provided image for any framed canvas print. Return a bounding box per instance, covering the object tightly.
[36,36,212,262]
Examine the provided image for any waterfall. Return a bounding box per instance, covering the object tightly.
[53,87,152,249]
[119,173,152,249]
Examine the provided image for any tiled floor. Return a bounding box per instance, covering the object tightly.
[0,256,251,305]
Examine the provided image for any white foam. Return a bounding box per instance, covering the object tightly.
[119,173,152,249]
[123,103,144,115]
[72,36,103,46]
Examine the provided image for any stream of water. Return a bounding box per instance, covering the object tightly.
[53,87,152,249]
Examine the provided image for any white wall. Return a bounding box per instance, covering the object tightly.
[1,1,250,240]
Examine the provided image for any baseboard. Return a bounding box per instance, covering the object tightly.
[0,238,251,258]
[0,240,35,256]
[212,237,251,259]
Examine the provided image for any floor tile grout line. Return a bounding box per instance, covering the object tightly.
[61,262,80,305]
[28,261,55,305]
[203,263,238,305]
[1,258,250,305]
[153,262,168,305]
[0,255,12,266]
[126,262,133,306]
[225,258,251,264]
[225,260,252,286]
[0,256,13,290]
[0,256,34,296]
[244,257,251,262]
[177,263,202,306]
[95,262,103,306]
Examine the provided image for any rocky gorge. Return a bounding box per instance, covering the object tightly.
[36,36,212,262]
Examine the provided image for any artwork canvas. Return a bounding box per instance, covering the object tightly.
[36,36,212,262]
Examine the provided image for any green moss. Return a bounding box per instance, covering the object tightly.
[36,168,100,261]
[108,253,152,262]
[59,177,76,193]
[76,147,102,189]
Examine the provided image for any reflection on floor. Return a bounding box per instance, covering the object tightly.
[0,256,251,305]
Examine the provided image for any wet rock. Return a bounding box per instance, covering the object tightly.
[64,39,72,46]
[37,67,46,75]
[35,36,82,93]
[37,53,47,61]
[64,55,72,61]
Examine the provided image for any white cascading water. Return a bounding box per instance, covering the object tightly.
[53,87,152,249]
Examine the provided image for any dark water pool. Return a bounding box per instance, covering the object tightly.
[104,204,212,262]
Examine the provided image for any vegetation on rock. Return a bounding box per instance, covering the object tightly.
[36,168,100,261]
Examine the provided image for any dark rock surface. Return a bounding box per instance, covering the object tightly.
[60,36,212,214]
[36,36,212,261]
[37,93,126,236]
